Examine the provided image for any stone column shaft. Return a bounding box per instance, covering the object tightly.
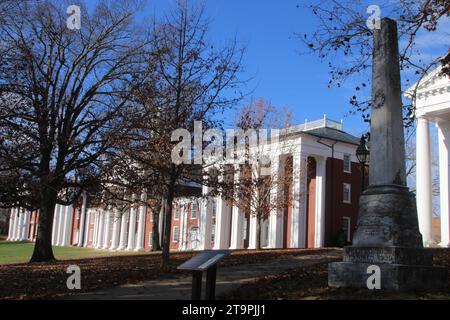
[135,192,147,251]
[118,209,129,250]
[127,195,138,251]
[291,151,307,248]
[416,117,434,246]
[110,209,121,250]
[438,121,450,247]
[314,157,327,248]
[102,209,112,249]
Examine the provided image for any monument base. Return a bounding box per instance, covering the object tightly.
[329,257,448,291]
[328,185,448,291]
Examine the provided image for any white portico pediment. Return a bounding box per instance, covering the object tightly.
[405,66,450,119]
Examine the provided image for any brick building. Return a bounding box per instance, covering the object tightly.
[7,117,367,251]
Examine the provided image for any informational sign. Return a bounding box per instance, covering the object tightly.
[178,250,230,271]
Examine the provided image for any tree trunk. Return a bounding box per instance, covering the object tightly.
[255,213,262,250]
[151,198,162,251]
[162,175,176,267]
[30,187,57,262]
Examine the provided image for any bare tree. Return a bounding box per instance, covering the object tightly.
[213,98,297,249]
[0,0,146,262]
[102,1,245,265]
[299,0,449,125]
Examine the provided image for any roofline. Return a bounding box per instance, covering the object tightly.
[302,129,360,146]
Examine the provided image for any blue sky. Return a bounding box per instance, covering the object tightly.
[85,0,448,138]
[143,0,368,135]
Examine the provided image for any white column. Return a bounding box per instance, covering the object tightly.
[247,164,259,250]
[213,196,231,250]
[7,209,15,240]
[102,208,112,249]
[78,192,88,247]
[199,183,213,250]
[229,166,244,250]
[21,209,30,241]
[96,210,105,249]
[61,206,73,246]
[51,205,59,245]
[135,192,147,251]
[110,209,121,250]
[92,211,99,247]
[84,209,92,247]
[314,157,327,248]
[416,117,434,247]
[127,195,137,251]
[12,208,19,240]
[179,205,187,251]
[291,151,307,248]
[57,205,65,246]
[16,208,23,241]
[438,121,450,247]
[268,157,284,248]
[118,209,129,250]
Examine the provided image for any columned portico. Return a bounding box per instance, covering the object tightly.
[405,66,450,247]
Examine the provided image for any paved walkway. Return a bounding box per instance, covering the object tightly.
[70,250,341,300]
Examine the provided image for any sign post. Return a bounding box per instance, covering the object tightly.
[178,250,230,300]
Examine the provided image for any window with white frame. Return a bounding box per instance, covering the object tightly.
[343,183,351,204]
[343,154,351,173]
[174,206,180,220]
[191,203,198,219]
[148,232,153,247]
[173,226,179,242]
[342,217,351,242]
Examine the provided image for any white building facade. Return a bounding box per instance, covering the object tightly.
[406,66,450,247]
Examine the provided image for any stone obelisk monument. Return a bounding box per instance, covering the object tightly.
[328,18,447,290]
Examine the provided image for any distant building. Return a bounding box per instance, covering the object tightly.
[7,117,367,251]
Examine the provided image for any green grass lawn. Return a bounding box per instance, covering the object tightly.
[0,241,143,265]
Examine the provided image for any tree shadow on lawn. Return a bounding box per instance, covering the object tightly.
[0,248,337,300]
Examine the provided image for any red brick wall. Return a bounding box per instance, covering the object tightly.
[325,158,367,246]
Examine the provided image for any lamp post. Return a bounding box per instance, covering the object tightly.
[356,134,369,192]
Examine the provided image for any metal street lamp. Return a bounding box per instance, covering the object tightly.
[356,134,370,191]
